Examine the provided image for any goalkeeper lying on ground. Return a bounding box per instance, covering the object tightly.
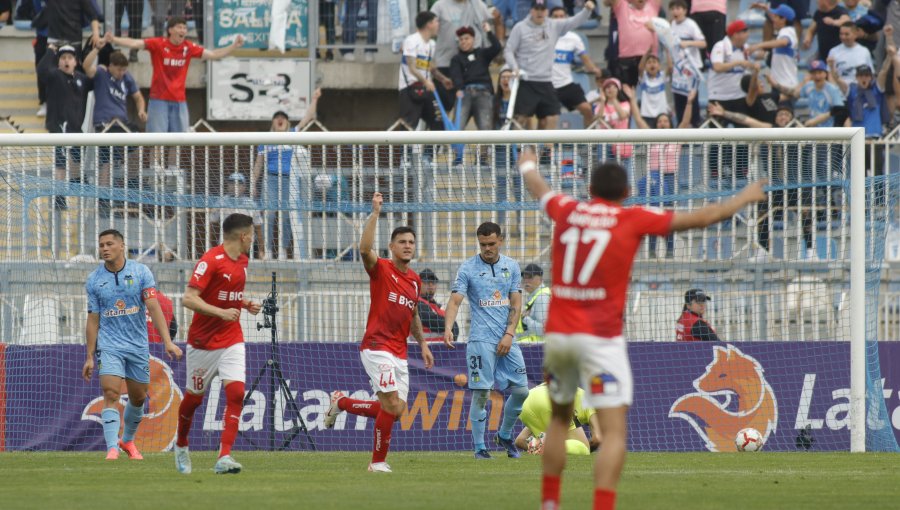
[515,383,601,455]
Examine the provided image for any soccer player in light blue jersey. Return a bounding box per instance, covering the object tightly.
[443,222,528,459]
[82,229,183,460]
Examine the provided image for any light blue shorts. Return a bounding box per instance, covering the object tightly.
[466,341,527,391]
[97,348,150,384]
[147,99,189,133]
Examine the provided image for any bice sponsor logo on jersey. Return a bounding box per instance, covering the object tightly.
[388,291,415,309]
[104,299,140,318]
[163,58,187,67]
[217,291,244,302]
[478,290,509,307]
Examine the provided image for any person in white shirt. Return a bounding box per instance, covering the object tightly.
[668,0,705,126]
[636,50,669,127]
[708,20,758,117]
[826,21,873,87]
[747,4,799,98]
[398,12,452,130]
[550,7,602,128]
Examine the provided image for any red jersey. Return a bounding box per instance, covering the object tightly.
[146,290,174,343]
[542,192,673,338]
[144,37,205,102]
[361,258,422,359]
[187,245,249,350]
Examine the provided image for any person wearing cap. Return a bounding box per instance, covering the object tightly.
[676,289,720,342]
[504,0,595,130]
[516,263,551,343]
[37,43,92,210]
[449,22,502,131]
[826,21,874,85]
[668,0,705,127]
[210,173,265,257]
[430,0,494,112]
[604,0,660,87]
[708,20,758,118]
[416,269,459,341]
[250,88,322,260]
[747,4,799,93]
[549,6,602,128]
[803,0,850,59]
[769,59,845,127]
[752,0,807,47]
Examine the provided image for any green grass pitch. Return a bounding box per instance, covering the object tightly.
[1,452,898,509]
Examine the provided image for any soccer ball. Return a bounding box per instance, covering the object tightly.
[735,427,764,452]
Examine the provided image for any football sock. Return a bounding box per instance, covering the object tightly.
[542,475,561,509]
[219,382,245,458]
[176,391,204,448]
[100,408,120,451]
[121,400,144,443]
[594,489,616,510]
[499,385,528,440]
[469,389,489,451]
[339,397,381,418]
[372,409,396,463]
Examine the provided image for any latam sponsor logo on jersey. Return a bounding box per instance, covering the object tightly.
[479,290,509,307]
[103,298,140,318]
[388,291,415,309]
[553,285,607,300]
[217,291,244,302]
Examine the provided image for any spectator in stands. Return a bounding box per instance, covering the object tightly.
[636,49,669,128]
[708,21,757,118]
[341,0,377,61]
[827,22,874,86]
[689,0,726,56]
[803,0,850,59]
[150,0,185,37]
[710,67,784,127]
[550,7,602,128]
[668,0,705,126]
[115,0,144,62]
[251,89,321,259]
[417,268,459,341]
[595,77,633,169]
[38,44,92,210]
[211,173,264,258]
[431,0,494,112]
[505,0,595,130]
[319,0,336,61]
[747,5,799,98]
[708,99,795,127]
[0,1,9,23]
[516,263,550,342]
[837,56,897,174]
[843,0,868,21]
[676,289,720,342]
[45,0,101,60]
[450,23,502,130]
[398,12,450,131]
[605,0,659,86]
[84,46,145,212]
[769,60,845,126]
[146,289,177,343]
[493,67,516,129]
[753,0,806,45]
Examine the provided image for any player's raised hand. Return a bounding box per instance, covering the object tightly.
[496,333,512,356]
[443,329,455,348]
[82,357,94,381]
[165,341,183,361]
[234,34,245,48]
[219,308,242,322]
[421,344,435,369]
[372,191,383,214]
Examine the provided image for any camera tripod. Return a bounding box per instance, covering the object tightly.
[242,272,316,451]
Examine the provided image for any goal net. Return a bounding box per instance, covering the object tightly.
[0,129,897,454]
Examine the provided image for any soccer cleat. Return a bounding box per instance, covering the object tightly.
[174,445,192,475]
[367,462,392,473]
[118,440,143,460]
[214,455,242,474]
[494,433,521,458]
[105,447,119,460]
[474,449,493,460]
[324,390,346,429]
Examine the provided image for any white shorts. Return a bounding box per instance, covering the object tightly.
[543,334,633,409]
[185,343,246,395]
[360,349,409,403]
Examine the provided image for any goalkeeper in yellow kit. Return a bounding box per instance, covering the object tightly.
[514,383,601,455]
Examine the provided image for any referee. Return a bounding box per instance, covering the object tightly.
[675,288,720,342]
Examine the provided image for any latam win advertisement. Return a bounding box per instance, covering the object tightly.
[1,342,900,452]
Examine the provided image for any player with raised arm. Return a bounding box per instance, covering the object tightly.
[174,214,262,475]
[83,229,183,460]
[518,149,766,510]
[442,222,527,459]
[323,192,436,473]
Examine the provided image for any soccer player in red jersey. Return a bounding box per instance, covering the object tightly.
[174,214,262,475]
[323,192,438,473]
[519,149,766,510]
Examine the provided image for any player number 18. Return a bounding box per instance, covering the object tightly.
[559,226,611,285]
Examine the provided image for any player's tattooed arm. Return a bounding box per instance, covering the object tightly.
[497,291,522,356]
[359,192,383,271]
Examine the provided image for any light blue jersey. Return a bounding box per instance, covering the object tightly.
[86,259,157,354]
[452,254,522,345]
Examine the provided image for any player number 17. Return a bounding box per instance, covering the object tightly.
[560,226,611,285]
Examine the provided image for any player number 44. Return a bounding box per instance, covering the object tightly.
[560,227,611,285]
[379,372,395,388]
